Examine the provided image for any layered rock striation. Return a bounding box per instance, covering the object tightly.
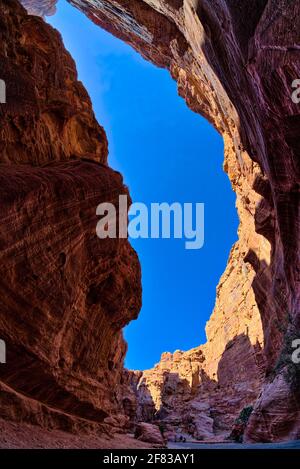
[11,0,300,443]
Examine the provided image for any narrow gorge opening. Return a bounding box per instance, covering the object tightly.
[47,0,238,371]
[1,0,298,448]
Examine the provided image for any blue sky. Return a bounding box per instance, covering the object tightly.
[48,0,238,371]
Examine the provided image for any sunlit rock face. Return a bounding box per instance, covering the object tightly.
[0,0,141,440]
[15,0,300,442]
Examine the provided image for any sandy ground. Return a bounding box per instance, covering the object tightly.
[0,419,154,449]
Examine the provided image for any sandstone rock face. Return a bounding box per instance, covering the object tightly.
[13,0,300,442]
[0,160,141,433]
[134,422,165,446]
[0,0,141,439]
[130,342,264,440]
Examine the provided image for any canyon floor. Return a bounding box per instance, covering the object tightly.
[168,441,300,450]
[0,419,155,449]
[1,416,299,449]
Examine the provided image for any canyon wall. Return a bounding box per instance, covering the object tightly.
[0,0,141,442]
[8,0,300,443]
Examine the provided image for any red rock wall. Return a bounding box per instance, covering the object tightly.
[0,0,141,437]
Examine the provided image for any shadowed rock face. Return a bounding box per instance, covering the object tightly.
[0,160,142,432]
[11,0,300,443]
[0,0,141,438]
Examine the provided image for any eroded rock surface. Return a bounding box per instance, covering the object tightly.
[0,160,141,433]
[134,422,165,446]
